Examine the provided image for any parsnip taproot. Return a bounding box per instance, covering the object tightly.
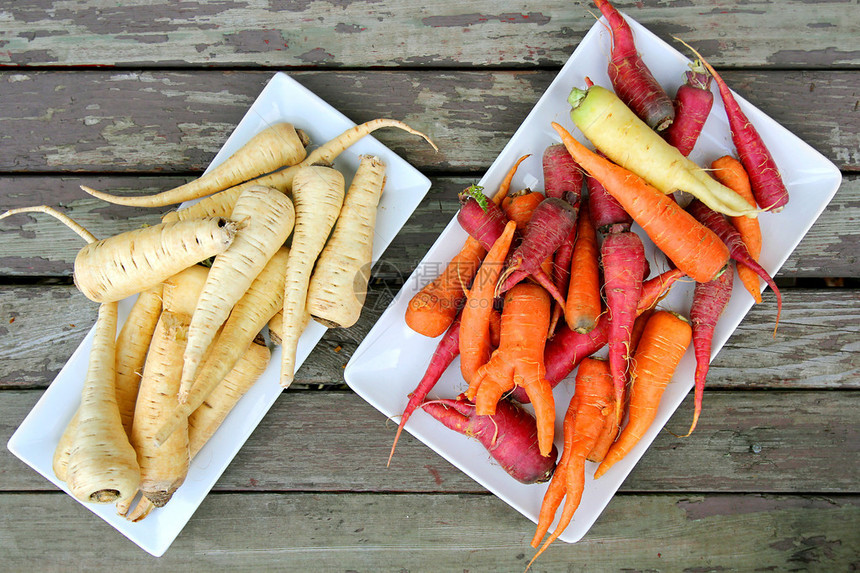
[180,185,295,395]
[280,165,346,387]
[162,264,210,315]
[65,301,141,504]
[131,310,191,507]
[155,246,291,445]
[307,155,386,328]
[163,118,436,223]
[81,123,309,207]
[0,205,238,303]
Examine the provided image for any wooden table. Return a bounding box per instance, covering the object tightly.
[1,1,858,570]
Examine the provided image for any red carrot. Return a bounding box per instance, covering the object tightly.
[587,172,631,233]
[388,315,462,466]
[685,266,734,436]
[662,60,714,157]
[677,40,789,211]
[602,224,647,419]
[593,0,675,131]
[542,143,583,205]
[686,198,781,331]
[420,394,557,484]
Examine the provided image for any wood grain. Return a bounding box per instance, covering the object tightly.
[1,70,857,173]
[0,492,856,570]
[1,0,857,68]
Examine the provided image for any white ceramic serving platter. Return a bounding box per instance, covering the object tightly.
[344,16,842,543]
[6,71,432,557]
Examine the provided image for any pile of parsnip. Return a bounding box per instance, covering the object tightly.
[1,115,435,520]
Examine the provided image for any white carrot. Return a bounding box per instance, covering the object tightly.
[307,155,386,328]
[130,310,191,507]
[179,185,295,396]
[65,301,141,503]
[280,165,346,387]
[80,123,309,207]
[163,118,436,223]
[155,246,291,445]
[0,205,238,303]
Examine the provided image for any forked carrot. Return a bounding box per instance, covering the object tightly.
[469,283,555,457]
[460,220,517,387]
[595,310,692,478]
[551,122,730,283]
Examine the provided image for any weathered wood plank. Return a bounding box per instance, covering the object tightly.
[1,285,858,391]
[1,70,857,173]
[1,175,858,280]
[0,491,857,570]
[1,1,858,69]
[3,389,858,493]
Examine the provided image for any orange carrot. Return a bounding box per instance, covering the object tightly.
[551,122,730,283]
[565,201,601,333]
[528,358,614,567]
[712,155,763,303]
[461,220,517,388]
[468,282,555,457]
[405,237,486,338]
[492,154,531,206]
[595,310,692,478]
[502,189,544,232]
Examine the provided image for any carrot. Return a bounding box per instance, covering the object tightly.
[470,283,555,457]
[565,201,601,333]
[163,118,436,223]
[602,224,647,419]
[566,85,758,218]
[595,310,692,478]
[551,122,730,283]
[388,314,462,466]
[307,155,387,329]
[662,60,714,157]
[180,185,295,395]
[587,170,632,233]
[420,395,557,484]
[677,39,790,211]
[280,165,346,386]
[592,0,675,131]
[712,155,764,303]
[161,264,210,316]
[460,220,517,388]
[131,310,191,507]
[496,197,578,301]
[685,266,734,437]
[0,205,238,303]
[502,189,544,232]
[80,123,309,207]
[155,246,290,445]
[512,267,686,404]
[65,302,141,503]
[542,143,583,205]
[686,198,781,330]
[528,357,614,567]
[493,154,531,206]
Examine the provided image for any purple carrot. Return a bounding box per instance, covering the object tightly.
[420,394,558,483]
[678,40,789,211]
[593,0,675,131]
[662,60,714,157]
[388,314,462,466]
[587,173,632,232]
[602,224,647,418]
[687,198,781,330]
[542,143,583,205]
[685,266,734,436]
[496,197,578,300]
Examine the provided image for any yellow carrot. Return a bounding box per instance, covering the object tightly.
[80,123,309,207]
[307,155,387,328]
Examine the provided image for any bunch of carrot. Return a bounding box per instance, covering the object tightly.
[3,112,437,519]
[394,0,788,563]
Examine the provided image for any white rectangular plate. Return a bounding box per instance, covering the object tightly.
[344,16,842,543]
[6,71,432,557]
